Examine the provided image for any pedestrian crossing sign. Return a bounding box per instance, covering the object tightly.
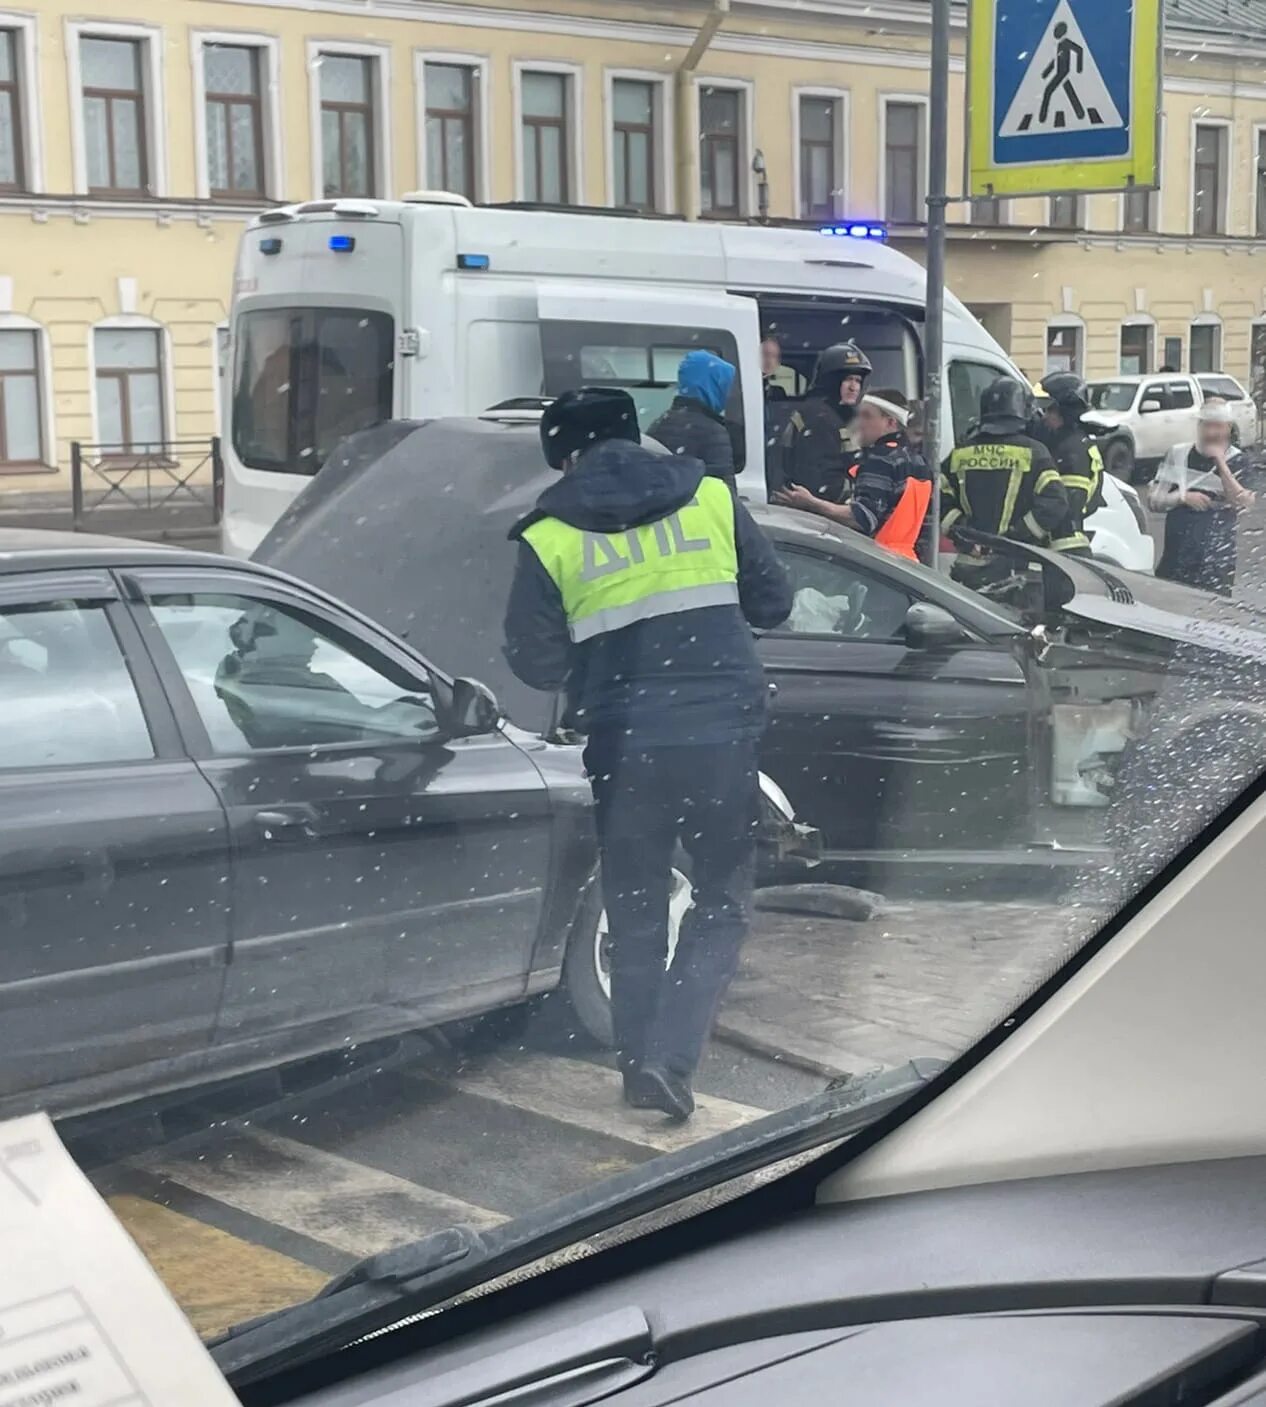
[968,0,1161,199]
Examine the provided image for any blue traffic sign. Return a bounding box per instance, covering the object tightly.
[968,0,1160,197]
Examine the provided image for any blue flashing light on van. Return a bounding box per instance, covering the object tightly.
[820,223,888,241]
[329,235,356,252]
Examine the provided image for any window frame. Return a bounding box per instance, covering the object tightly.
[1045,319,1084,377]
[1189,316,1224,376]
[78,35,149,196]
[1048,193,1083,230]
[608,74,658,213]
[306,40,391,202]
[880,94,928,226]
[0,322,47,472]
[1254,122,1266,240]
[0,13,39,194]
[416,51,490,203]
[203,44,264,199]
[66,21,165,198]
[1119,319,1156,376]
[191,31,282,203]
[0,22,25,192]
[90,320,170,455]
[513,61,583,206]
[695,77,752,220]
[794,86,848,223]
[127,568,448,763]
[1191,117,1231,238]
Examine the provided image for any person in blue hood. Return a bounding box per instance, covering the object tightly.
[503,388,791,1122]
[647,349,744,485]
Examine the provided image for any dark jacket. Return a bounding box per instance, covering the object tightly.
[849,431,930,539]
[1041,422,1105,552]
[942,430,1068,547]
[768,395,859,503]
[503,439,792,748]
[648,395,738,484]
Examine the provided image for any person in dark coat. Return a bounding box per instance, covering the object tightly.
[504,388,792,1121]
[766,340,872,502]
[647,350,741,485]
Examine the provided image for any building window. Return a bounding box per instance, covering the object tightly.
[1049,194,1081,229]
[884,101,923,224]
[0,330,43,468]
[425,62,476,200]
[1257,131,1266,237]
[204,44,264,199]
[1046,324,1082,375]
[1190,321,1222,374]
[613,78,656,211]
[1163,336,1184,371]
[971,197,1002,226]
[81,37,149,195]
[1120,323,1154,376]
[521,71,570,205]
[0,30,24,192]
[320,54,376,198]
[1193,124,1227,236]
[699,87,741,218]
[1123,186,1157,233]
[95,328,164,451]
[799,95,838,221]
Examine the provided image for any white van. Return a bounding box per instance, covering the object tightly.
[222,195,1151,570]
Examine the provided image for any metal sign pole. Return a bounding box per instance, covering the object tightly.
[925,0,952,572]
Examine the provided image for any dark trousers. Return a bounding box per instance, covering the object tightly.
[585,736,760,1078]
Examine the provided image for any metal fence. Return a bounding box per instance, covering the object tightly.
[69,439,223,539]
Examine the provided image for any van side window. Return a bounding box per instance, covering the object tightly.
[947,361,1006,444]
[541,321,742,436]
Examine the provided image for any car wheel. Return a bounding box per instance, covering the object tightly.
[1104,437,1136,483]
[562,860,695,1048]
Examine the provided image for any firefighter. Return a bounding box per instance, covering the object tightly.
[1037,371,1105,557]
[942,377,1069,587]
[766,341,872,502]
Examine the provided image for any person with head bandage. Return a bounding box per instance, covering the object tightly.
[772,388,933,562]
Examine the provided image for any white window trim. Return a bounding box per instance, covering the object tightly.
[1045,315,1086,377]
[792,84,850,221]
[0,12,42,193]
[415,49,491,204]
[1119,314,1157,375]
[306,39,393,202]
[512,60,585,205]
[0,313,54,468]
[603,68,674,214]
[190,30,284,202]
[1118,112,1165,235]
[1189,114,1233,237]
[65,19,167,198]
[1253,121,1266,240]
[877,92,929,225]
[693,75,755,219]
[88,316,175,450]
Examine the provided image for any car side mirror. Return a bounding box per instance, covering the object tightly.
[448,676,502,736]
[1139,398,1162,414]
[902,602,967,650]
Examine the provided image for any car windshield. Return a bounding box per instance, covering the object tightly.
[1087,382,1139,411]
[11,0,1266,1392]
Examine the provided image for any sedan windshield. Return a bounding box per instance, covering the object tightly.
[11,4,1266,1384]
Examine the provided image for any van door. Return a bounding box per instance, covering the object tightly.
[535,282,763,496]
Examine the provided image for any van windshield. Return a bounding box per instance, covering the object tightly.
[233,308,394,474]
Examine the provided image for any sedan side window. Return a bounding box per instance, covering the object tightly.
[773,547,914,639]
[0,600,154,769]
[148,593,440,753]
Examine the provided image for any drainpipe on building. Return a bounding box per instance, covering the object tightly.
[675,0,731,221]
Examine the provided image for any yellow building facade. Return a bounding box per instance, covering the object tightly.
[2,0,1265,498]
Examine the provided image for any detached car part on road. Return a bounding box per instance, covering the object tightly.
[0,526,817,1119]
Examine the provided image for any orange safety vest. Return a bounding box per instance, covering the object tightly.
[846,453,933,563]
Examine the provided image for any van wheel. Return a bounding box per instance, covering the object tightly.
[1104,437,1136,483]
[562,859,694,1048]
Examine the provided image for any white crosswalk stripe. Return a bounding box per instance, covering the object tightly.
[132,1128,504,1260]
[410,1053,765,1154]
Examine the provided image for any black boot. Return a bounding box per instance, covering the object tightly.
[637,1065,695,1122]
[622,1068,664,1110]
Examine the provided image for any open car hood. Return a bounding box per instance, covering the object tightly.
[991,537,1266,667]
[254,418,561,736]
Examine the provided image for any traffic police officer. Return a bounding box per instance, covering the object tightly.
[942,377,1069,586]
[766,340,872,502]
[1037,371,1105,557]
[503,388,792,1122]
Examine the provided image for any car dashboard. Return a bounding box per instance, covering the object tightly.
[279,1155,1266,1407]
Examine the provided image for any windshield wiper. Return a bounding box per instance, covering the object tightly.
[210,1059,940,1388]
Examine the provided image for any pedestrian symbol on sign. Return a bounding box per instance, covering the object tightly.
[999,0,1124,138]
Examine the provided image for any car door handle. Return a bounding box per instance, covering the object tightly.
[254,807,319,841]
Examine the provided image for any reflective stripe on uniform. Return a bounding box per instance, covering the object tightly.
[522,476,740,644]
[1022,510,1044,540]
[1051,533,1091,552]
[948,443,1034,537]
[570,582,741,641]
[1061,476,1099,494]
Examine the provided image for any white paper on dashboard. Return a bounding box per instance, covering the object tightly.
[0,1111,239,1407]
